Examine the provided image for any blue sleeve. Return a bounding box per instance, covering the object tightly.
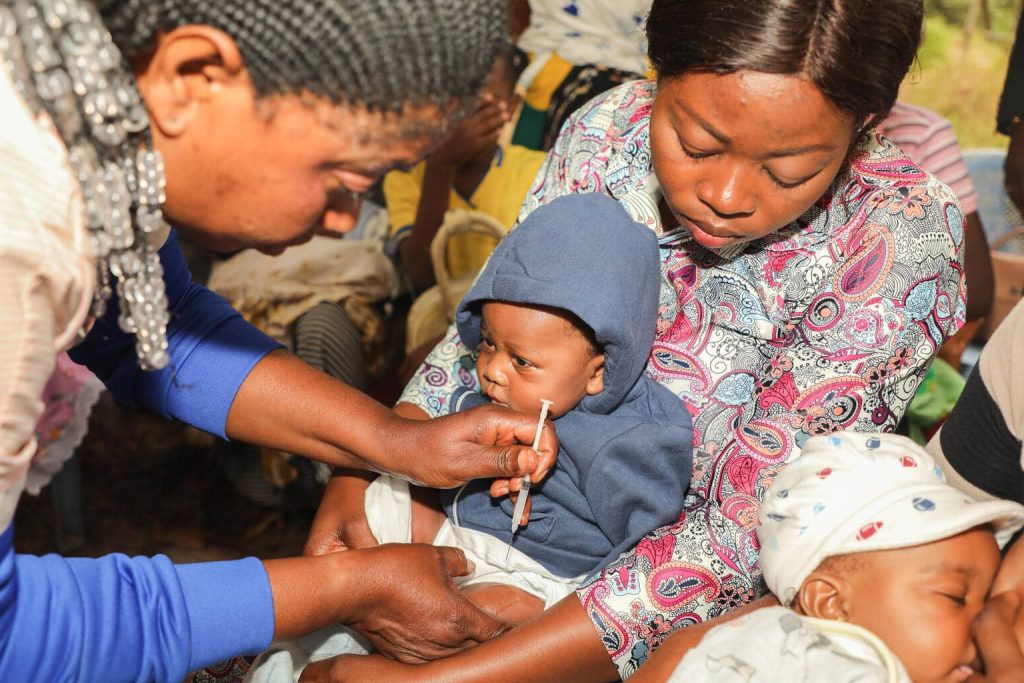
[584,420,694,570]
[0,523,274,682]
[69,231,283,438]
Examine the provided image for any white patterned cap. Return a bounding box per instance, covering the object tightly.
[759,432,1024,607]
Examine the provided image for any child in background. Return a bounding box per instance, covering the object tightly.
[384,42,546,293]
[248,193,694,681]
[666,432,1024,683]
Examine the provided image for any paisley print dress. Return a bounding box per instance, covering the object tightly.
[399,80,965,678]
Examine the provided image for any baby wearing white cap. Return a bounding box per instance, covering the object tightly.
[668,432,1024,683]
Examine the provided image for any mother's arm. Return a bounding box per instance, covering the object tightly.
[300,595,780,683]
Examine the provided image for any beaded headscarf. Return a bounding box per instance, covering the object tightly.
[1,0,172,370]
[0,0,506,371]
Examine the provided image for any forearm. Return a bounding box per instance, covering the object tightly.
[226,353,541,488]
[264,551,376,640]
[412,596,618,683]
[628,595,778,682]
[305,403,432,555]
[963,212,994,321]
[400,161,457,291]
[226,349,403,472]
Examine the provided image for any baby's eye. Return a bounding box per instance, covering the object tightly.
[941,593,967,606]
[480,336,495,350]
[514,356,532,368]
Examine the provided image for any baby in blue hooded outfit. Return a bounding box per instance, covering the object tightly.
[361,193,693,625]
[442,192,694,589]
[246,193,694,679]
[385,193,693,617]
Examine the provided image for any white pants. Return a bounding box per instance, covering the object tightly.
[246,475,584,682]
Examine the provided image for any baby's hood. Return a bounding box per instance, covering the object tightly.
[455,193,661,414]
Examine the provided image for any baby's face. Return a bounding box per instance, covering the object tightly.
[475,302,604,418]
[841,527,1000,682]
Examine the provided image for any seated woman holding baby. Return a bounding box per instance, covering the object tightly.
[304,0,973,679]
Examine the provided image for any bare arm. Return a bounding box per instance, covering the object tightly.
[226,349,557,488]
[398,160,457,291]
[299,596,619,682]
[397,161,458,292]
[397,98,507,292]
[303,469,379,555]
[300,594,779,683]
[962,212,993,322]
[303,403,433,556]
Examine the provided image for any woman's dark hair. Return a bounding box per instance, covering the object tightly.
[97,0,507,113]
[646,0,923,133]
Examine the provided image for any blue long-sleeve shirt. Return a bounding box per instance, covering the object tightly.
[69,230,283,438]
[0,524,275,682]
[0,232,285,680]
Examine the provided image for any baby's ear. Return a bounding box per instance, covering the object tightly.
[584,354,605,396]
[796,572,850,622]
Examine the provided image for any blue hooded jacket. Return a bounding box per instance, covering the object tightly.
[443,193,694,578]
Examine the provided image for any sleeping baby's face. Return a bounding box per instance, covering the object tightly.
[799,526,1001,683]
[475,302,604,419]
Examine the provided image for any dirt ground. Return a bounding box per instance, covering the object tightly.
[14,393,317,562]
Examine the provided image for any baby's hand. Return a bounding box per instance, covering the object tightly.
[488,415,558,525]
[489,413,561,528]
[491,477,532,526]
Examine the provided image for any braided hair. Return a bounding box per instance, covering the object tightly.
[96,0,507,112]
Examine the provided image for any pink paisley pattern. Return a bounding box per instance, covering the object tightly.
[399,80,965,677]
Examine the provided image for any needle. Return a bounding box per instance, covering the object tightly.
[505,399,552,564]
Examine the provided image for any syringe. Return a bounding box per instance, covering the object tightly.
[505,399,553,564]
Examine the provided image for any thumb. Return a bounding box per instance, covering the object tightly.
[488,444,539,478]
[436,545,475,579]
[459,600,512,644]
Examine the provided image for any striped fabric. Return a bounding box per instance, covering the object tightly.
[292,301,368,391]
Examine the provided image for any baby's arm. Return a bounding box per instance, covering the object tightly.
[304,469,379,554]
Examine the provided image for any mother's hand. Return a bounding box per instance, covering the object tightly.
[385,403,558,489]
[336,543,507,663]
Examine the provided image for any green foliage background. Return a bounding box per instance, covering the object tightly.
[905,1,1020,148]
